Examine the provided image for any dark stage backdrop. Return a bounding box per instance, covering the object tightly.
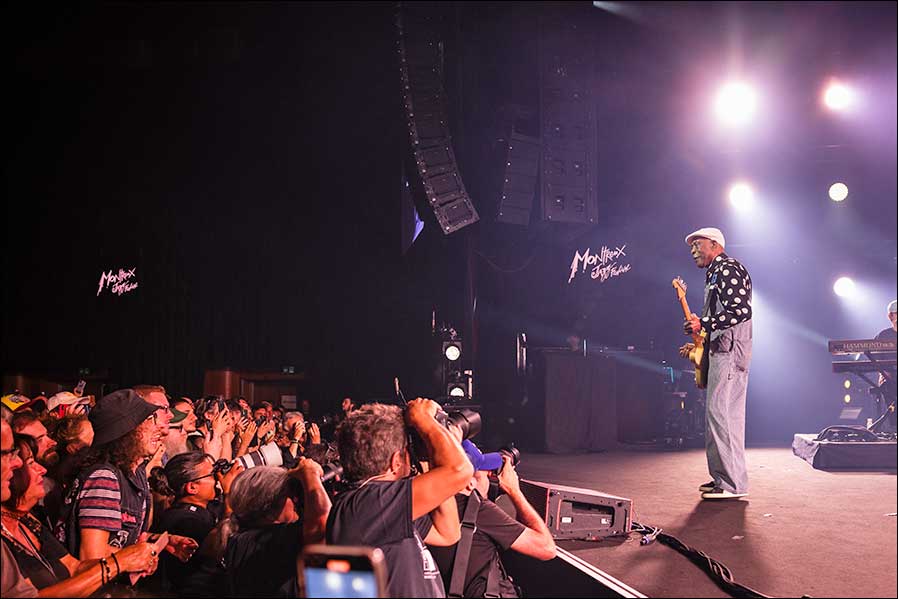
[3,3,448,406]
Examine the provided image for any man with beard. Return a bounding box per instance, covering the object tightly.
[10,412,59,468]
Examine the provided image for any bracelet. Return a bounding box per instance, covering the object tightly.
[110,552,121,578]
[99,558,109,585]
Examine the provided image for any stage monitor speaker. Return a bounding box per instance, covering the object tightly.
[520,479,632,540]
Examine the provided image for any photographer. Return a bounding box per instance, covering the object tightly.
[224,458,331,597]
[151,452,243,596]
[326,398,473,598]
[430,443,556,598]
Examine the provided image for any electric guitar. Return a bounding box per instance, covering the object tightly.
[672,277,709,389]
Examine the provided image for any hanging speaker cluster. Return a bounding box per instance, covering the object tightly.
[397,3,479,235]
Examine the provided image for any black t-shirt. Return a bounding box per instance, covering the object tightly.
[429,493,526,598]
[1,516,70,590]
[326,478,445,598]
[153,502,222,597]
[224,520,303,598]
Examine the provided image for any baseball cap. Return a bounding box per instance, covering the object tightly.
[1,393,32,412]
[888,300,897,314]
[89,389,160,446]
[170,405,189,425]
[462,439,504,471]
[47,392,93,413]
[685,227,726,249]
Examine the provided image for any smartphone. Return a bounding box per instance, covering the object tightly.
[74,380,87,397]
[298,545,387,598]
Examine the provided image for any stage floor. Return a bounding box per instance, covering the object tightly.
[515,445,897,598]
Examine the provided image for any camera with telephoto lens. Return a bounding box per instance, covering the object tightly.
[408,406,481,469]
[211,441,283,475]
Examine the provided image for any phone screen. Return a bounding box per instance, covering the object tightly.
[304,568,378,598]
[303,554,379,598]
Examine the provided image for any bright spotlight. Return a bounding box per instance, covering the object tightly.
[843,394,851,404]
[833,277,856,298]
[843,379,851,389]
[728,182,754,210]
[443,343,461,362]
[823,81,854,111]
[829,182,848,202]
[714,82,758,126]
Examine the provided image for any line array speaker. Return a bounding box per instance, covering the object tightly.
[397,4,479,235]
[538,18,598,224]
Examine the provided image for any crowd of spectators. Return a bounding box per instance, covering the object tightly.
[1,386,554,598]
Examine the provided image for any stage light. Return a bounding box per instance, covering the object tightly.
[728,182,754,210]
[448,384,466,398]
[443,342,462,362]
[714,82,758,126]
[823,81,853,111]
[843,379,851,389]
[843,394,851,404]
[446,369,473,400]
[829,182,848,202]
[833,277,856,298]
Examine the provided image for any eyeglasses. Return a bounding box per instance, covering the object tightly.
[0,447,21,461]
[186,472,215,484]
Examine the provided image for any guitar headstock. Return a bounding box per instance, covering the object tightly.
[672,277,687,300]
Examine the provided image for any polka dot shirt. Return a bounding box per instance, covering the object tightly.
[700,253,753,332]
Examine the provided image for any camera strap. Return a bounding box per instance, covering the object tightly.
[449,489,482,598]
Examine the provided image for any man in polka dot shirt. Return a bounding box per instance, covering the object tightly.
[682,227,752,500]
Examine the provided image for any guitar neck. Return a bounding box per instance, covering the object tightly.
[678,296,693,320]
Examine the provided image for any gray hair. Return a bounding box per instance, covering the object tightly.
[228,466,291,529]
[283,412,303,421]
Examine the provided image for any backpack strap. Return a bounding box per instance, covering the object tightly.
[448,490,482,598]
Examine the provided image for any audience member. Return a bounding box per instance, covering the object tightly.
[152,452,243,596]
[57,389,196,563]
[326,399,473,597]
[225,459,331,598]
[429,443,555,597]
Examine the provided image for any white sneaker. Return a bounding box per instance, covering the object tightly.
[701,488,748,500]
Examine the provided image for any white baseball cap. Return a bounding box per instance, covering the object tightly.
[888,300,897,314]
[47,392,92,413]
[685,227,725,249]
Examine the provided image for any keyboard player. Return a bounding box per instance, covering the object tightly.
[872,299,897,429]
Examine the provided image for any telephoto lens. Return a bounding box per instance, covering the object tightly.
[235,441,283,470]
[320,462,343,483]
[441,408,481,440]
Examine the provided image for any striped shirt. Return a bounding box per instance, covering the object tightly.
[70,464,150,551]
[76,468,123,533]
